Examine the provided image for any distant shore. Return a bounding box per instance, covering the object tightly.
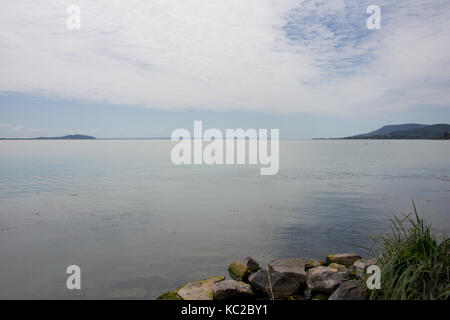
[0,134,96,140]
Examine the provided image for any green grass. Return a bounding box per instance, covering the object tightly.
[366,202,449,300]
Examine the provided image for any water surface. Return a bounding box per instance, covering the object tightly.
[0,140,449,299]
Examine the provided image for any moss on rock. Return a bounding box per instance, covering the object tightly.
[326,253,362,267]
[156,291,181,300]
[305,259,326,270]
[228,262,252,281]
[176,276,225,300]
[312,292,330,300]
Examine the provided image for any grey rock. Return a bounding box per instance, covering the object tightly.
[344,265,365,281]
[306,266,343,293]
[213,280,254,300]
[243,256,261,272]
[326,253,362,267]
[328,263,347,272]
[328,281,366,300]
[228,257,260,282]
[268,258,306,283]
[176,276,225,300]
[249,269,301,298]
[353,258,378,271]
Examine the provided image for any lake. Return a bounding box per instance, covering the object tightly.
[0,140,449,299]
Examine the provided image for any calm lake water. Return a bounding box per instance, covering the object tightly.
[0,140,449,299]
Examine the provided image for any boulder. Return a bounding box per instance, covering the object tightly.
[156,291,181,300]
[328,281,366,300]
[305,259,326,270]
[243,256,261,272]
[213,280,254,300]
[176,276,225,300]
[353,258,377,271]
[326,253,362,267]
[306,266,343,293]
[248,269,301,298]
[268,258,306,283]
[328,263,347,272]
[344,266,365,281]
[228,257,260,281]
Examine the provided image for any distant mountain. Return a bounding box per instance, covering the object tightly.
[345,124,450,139]
[0,134,96,140]
[356,123,428,137]
[34,134,96,140]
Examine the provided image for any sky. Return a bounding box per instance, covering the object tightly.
[0,0,449,138]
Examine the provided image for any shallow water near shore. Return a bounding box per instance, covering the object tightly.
[0,140,449,299]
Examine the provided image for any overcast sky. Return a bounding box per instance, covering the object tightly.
[0,0,449,138]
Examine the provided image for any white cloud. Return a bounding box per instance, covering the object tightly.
[0,0,449,116]
[0,122,47,137]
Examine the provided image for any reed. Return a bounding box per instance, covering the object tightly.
[366,202,449,300]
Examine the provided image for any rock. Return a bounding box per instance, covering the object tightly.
[305,259,326,270]
[106,288,147,299]
[345,258,377,280]
[312,292,330,300]
[243,256,261,272]
[326,253,362,267]
[248,269,301,298]
[328,281,366,300]
[176,276,225,300]
[328,263,347,272]
[213,280,254,300]
[156,291,181,300]
[228,257,260,281]
[344,266,364,281]
[306,266,343,293]
[228,261,249,281]
[268,258,306,283]
[353,258,377,271]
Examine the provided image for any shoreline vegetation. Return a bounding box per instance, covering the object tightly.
[157,205,449,301]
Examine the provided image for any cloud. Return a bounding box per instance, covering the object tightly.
[0,0,449,116]
[0,122,47,137]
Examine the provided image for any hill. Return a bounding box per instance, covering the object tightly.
[0,134,96,140]
[345,124,450,139]
[353,124,427,138]
[34,134,96,140]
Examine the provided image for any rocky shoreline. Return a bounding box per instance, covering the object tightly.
[157,253,378,300]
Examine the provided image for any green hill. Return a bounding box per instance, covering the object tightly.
[345,124,450,139]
